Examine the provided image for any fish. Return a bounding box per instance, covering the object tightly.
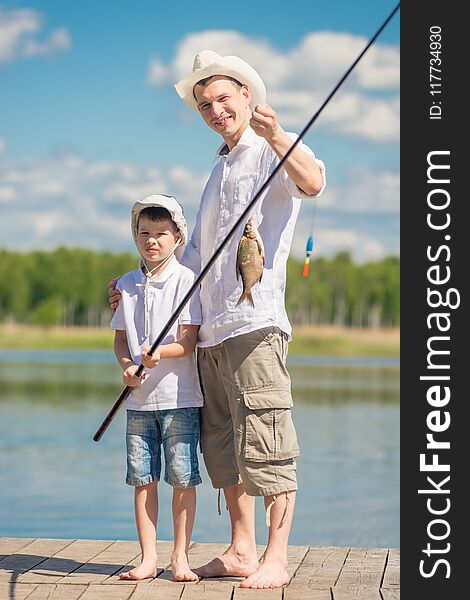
[235,218,265,307]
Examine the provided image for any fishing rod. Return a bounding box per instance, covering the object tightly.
[93,2,400,442]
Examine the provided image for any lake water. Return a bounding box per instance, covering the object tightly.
[0,350,399,548]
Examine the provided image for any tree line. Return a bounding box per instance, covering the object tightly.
[0,248,399,327]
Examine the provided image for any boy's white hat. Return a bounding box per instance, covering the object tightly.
[174,50,266,112]
[131,194,188,260]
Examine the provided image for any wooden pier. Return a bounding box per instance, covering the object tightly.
[0,538,399,599]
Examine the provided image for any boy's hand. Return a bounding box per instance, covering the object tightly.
[141,346,161,369]
[123,364,145,387]
[107,278,122,311]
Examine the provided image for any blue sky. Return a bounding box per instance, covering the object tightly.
[0,0,399,261]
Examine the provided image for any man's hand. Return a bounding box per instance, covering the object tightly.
[107,278,122,311]
[123,364,145,387]
[250,103,282,141]
[251,102,324,197]
[141,346,161,369]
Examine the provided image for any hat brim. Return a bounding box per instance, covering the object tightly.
[175,56,266,112]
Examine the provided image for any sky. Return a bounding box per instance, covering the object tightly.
[0,0,400,262]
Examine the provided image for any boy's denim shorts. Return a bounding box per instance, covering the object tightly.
[125,407,202,488]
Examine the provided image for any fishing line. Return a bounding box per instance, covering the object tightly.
[93,2,400,442]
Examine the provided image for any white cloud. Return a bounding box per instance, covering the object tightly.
[0,154,398,261]
[147,29,399,142]
[317,229,387,262]
[0,8,71,64]
[0,137,5,153]
[147,57,170,85]
[319,166,400,213]
[0,154,207,252]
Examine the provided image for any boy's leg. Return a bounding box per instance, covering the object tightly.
[171,487,198,581]
[160,406,201,581]
[119,481,158,580]
[240,491,296,589]
[121,410,161,580]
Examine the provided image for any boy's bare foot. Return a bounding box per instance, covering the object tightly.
[119,558,157,580]
[171,553,199,582]
[239,559,290,589]
[193,545,258,578]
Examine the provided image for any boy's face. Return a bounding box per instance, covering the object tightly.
[137,215,180,266]
[194,76,251,148]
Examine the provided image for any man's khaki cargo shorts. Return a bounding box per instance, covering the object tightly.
[197,326,299,496]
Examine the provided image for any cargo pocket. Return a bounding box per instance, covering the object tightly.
[243,389,300,462]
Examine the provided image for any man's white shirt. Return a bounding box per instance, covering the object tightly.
[183,126,326,348]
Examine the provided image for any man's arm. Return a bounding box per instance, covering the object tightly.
[181,206,203,274]
[250,103,324,196]
[107,277,122,311]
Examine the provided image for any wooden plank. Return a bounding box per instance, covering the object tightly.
[381,549,400,590]
[332,586,382,599]
[193,543,267,586]
[107,539,173,584]
[0,539,75,582]
[286,545,309,579]
[132,581,186,599]
[0,582,38,599]
[180,581,233,599]
[0,538,35,560]
[18,539,115,584]
[187,543,229,571]
[22,583,88,599]
[233,587,282,599]
[381,590,400,600]
[79,583,136,599]
[334,548,388,588]
[58,540,142,585]
[284,588,331,600]
[289,547,349,589]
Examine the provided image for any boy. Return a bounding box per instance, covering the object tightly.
[110,194,203,582]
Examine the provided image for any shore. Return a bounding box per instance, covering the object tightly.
[0,323,399,356]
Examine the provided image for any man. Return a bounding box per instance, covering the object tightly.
[111,50,325,589]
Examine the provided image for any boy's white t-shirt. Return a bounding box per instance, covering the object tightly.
[110,257,203,410]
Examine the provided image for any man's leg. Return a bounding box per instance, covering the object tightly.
[224,328,299,588]
[240,491,296,588]
[194,346,258,578]
[194,482,258,577]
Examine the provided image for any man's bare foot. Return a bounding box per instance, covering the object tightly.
[119,558,157,580]
[239,559,290,589]
[171,553,199,582]
[193,546,258,578]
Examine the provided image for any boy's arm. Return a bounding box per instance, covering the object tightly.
[141,324,199,368]
[114,329,144,387]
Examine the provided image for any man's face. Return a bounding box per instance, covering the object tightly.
[194,76,251,148]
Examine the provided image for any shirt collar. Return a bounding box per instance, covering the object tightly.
[212,126,261,162]
[137,255,179,285]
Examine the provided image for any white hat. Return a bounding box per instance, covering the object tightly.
[174,50,266,112]
[131,194,188,260]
